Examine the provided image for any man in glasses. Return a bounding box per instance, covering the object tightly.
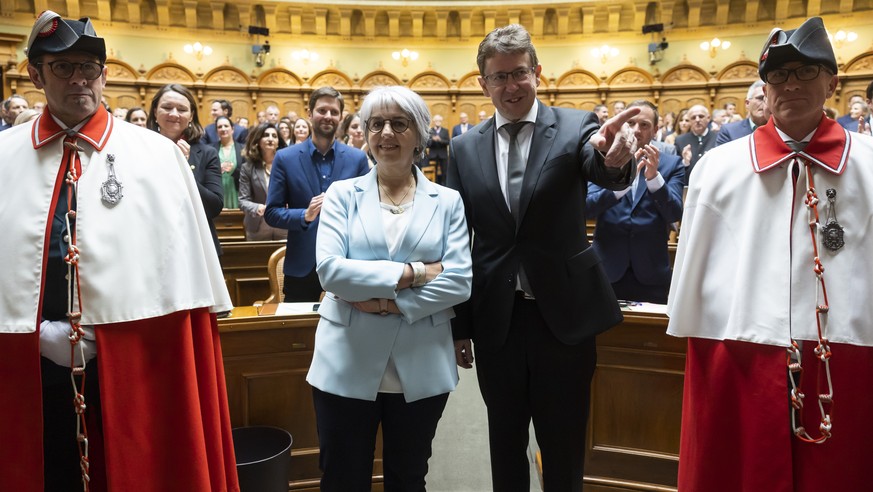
[0,11,238,491]
[715,80,770,146]
[266,86,369,301]
[668,16,873,491]
[447,24,637,490]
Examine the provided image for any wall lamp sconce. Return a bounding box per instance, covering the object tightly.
[392,49,419,67]
[183,42,213,60]
[829,30,858,49]
[700,38,730,58]
[591,45,619,64]
[292,49,320,65]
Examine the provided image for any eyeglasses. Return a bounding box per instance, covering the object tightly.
[764,64,826,85]
[482,67,536,87]
[365,117,411,134]
[37,60,104,80]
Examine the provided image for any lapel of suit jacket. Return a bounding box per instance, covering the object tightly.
[631,167,646,209]
[474,118,515,227]
[393,168,439,262]
[330,143,348,181]
[297,143,323,196]
[516,101,558,228]
[189,144,202,176]
[354,169,390,258]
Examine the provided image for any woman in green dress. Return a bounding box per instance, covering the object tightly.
[213,115,241,208]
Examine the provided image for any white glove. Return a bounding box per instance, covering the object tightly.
[39,320,97,367]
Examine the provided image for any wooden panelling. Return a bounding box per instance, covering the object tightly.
[219,308,385,490]
[584,311,681,492]
[216,209,246,242]
[220,240,285,306]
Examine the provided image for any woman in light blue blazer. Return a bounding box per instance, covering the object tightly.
[309,85,472,491]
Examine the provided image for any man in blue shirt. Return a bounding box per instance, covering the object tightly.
[265,86,369,301]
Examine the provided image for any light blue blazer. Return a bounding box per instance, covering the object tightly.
[308,166,472,402]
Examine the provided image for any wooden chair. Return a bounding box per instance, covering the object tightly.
[257,246,286,305]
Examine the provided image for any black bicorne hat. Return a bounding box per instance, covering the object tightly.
[26,10,106,63]
[758,17,837,80]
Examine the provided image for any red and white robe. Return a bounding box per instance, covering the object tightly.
[667,115,873,491]
[0,107,239,491]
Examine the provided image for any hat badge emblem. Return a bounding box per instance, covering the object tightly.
[37,17,58,38]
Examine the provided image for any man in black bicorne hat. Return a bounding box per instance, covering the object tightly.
[0,11,240,491]
[667,16,873,491]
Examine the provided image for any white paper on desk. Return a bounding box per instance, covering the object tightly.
[274,302,320,316]
[621,302,668,315]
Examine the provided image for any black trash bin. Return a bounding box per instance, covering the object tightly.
[233,426,293,492]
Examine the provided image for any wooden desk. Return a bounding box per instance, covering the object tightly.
[584,308,682,492]
[218,306,384,491]
[219,306,681,491]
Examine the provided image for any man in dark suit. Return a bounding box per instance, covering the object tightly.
[452,112,471,137]
[587,100,684,304]
[675,104,716,183]
[426,114,449,183]
[447,24,636,491]
[0,95,28,131]
[836,94,865,129]
[716,80,769,146]
[265,86,369,301]
[201,99,248,145]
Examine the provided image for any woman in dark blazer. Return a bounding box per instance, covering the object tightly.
[238,123,288,241]
[212,115,243,209]
[148,83,224,255]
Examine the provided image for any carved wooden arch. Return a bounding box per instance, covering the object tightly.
[359,70,403,90]
[660,64,710,85]
[457,71,483,90]
[257,68,304,88]
[607,67,654,87]
[204,66,251,87]
[842,50,873,74]
[408,71,451,91]
[104,58,141,82]
[145,62,196,84]
[556,69,600,89]
[716,60,759,82]
[308,69,353,90]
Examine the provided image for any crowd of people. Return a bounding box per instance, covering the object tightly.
[4,9,873,492]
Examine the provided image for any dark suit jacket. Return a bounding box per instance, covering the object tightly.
[675,130,716,183]
[451,123,470,138]
[586,153,685,287]
[188,142,224,255]
[264,141,369,277]
[202,123,248,146]
[447,100,628,350]
[715,119,754,146]
[840,115,870,133]
[836,113,855,130]
[427,126,449,161]
[212,140,243,191]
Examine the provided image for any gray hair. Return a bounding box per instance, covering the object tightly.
[359,85,430,165]
[746,80,765,99]
[477,24,539,76]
